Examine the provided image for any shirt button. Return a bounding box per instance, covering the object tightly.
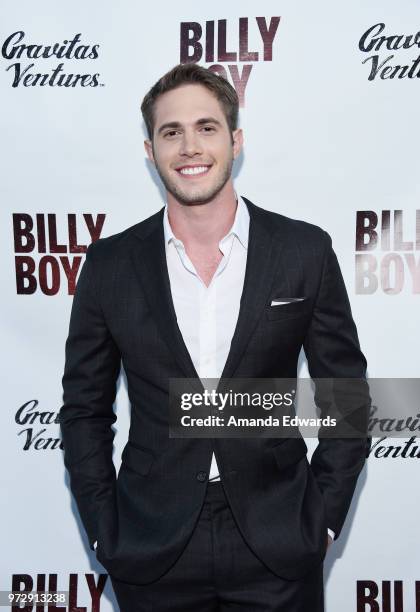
[196,471,207,482]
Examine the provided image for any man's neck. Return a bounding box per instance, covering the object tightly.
[166,182,237,250]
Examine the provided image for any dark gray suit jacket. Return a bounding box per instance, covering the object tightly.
[59,197,370,585]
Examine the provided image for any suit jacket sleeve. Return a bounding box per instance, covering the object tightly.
[59,242,121,550]
[303,231,370,540]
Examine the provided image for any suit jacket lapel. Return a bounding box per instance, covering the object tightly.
[129,212,202,386]
[220,197,287,381]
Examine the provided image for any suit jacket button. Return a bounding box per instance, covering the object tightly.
[196,471,207,482]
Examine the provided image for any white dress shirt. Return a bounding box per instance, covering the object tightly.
[163,196,249,481]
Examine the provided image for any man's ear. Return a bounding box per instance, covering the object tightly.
[232,128,243,160]
[144,139,155,164]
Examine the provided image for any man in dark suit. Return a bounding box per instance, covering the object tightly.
[60,63,369,611]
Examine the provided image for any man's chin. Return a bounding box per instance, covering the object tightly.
[168,187,224,206]
[168,175,233,206]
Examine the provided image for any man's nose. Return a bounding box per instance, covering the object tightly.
[179,130,202,156]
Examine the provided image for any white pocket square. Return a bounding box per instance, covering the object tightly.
[271,298,305,306]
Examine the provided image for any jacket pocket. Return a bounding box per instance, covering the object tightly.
[266,299,310,321]
[272,437,308,471]
[121,442,155,476]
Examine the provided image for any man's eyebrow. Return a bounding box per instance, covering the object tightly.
[195,117,222,127]
[157,121,182,135]
[157,117,222,135]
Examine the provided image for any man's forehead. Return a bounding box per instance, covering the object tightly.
[153,84,226,126]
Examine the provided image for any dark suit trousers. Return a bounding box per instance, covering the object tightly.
[110,481,324,611]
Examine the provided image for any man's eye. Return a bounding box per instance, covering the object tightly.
[201,126,215,133]
[164,130,180,138]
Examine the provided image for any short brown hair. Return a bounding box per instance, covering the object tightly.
[141,63,239,140]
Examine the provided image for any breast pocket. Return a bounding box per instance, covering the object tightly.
[266,298,311,321]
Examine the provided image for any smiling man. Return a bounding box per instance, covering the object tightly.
[60,64,369,611]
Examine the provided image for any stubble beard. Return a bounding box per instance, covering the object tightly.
[154,155,234,206]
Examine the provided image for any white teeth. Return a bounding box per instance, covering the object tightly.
[179,166,209,175]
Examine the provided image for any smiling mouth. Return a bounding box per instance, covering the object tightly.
[176,165,212,177]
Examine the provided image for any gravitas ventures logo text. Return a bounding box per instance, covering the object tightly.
[1,31,104,88]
